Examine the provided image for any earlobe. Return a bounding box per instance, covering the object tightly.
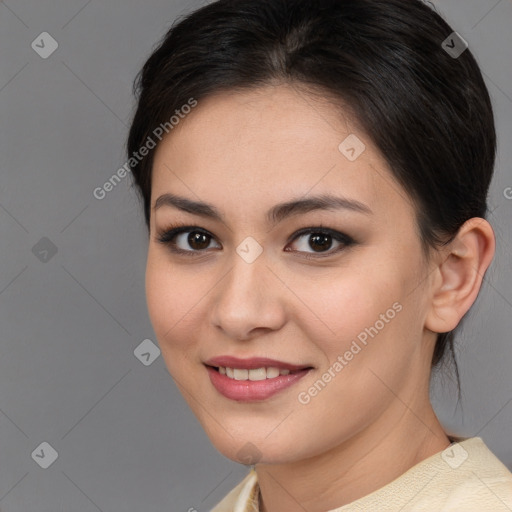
[425,217,496,334]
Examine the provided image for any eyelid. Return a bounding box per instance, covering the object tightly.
[155,223,355,258]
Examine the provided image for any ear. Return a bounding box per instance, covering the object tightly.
[425,217,495,334]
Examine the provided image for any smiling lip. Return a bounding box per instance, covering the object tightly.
[204,356,313,402]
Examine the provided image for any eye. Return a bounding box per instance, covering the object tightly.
[156,224,220,255]
[156,223,355,258]
[285,227,355,259]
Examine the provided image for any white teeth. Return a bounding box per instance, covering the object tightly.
[248,368,267,381]
[266,367,280,379]
[233,369,248,380]
[217,366,297,380]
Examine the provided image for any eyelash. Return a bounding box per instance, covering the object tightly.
[155,222,356,260]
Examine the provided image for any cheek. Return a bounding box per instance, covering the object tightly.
[285,272,416,448]
[145,252,205,367]
[292,264,403,350]
[290,256,425,398]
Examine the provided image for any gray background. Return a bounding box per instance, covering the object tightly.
[0,0,510,511]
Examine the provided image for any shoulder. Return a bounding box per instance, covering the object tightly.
[433,437,512,511]
[210,470,258,512]
[334,437,512,512]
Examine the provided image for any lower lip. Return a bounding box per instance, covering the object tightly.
[205,366,311,402]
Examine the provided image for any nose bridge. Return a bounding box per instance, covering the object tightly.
[221,246,268,308]
[210,242,284,337]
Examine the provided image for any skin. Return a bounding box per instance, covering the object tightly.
[144,84,495,512]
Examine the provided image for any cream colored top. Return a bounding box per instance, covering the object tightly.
[210,437,512,511]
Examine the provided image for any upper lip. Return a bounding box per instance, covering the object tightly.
[204,356,312,371]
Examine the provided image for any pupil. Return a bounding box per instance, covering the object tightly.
[189,232,209,250]
[310,233,332,252]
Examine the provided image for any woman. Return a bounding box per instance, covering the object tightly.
[127,0,512,510]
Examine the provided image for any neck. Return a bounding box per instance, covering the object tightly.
[256,401,450,512]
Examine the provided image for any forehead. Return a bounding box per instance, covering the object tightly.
[155,85,360,163]
[151,85,412,224]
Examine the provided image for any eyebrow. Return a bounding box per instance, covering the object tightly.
[153,192,373,227]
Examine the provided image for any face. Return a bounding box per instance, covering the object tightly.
[145,84,437,465]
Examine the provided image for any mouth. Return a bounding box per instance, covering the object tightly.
[203,356,314,401]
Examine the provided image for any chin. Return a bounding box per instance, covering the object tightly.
[204,425,307,465]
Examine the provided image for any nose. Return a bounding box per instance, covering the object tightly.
[210,249,287,341]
